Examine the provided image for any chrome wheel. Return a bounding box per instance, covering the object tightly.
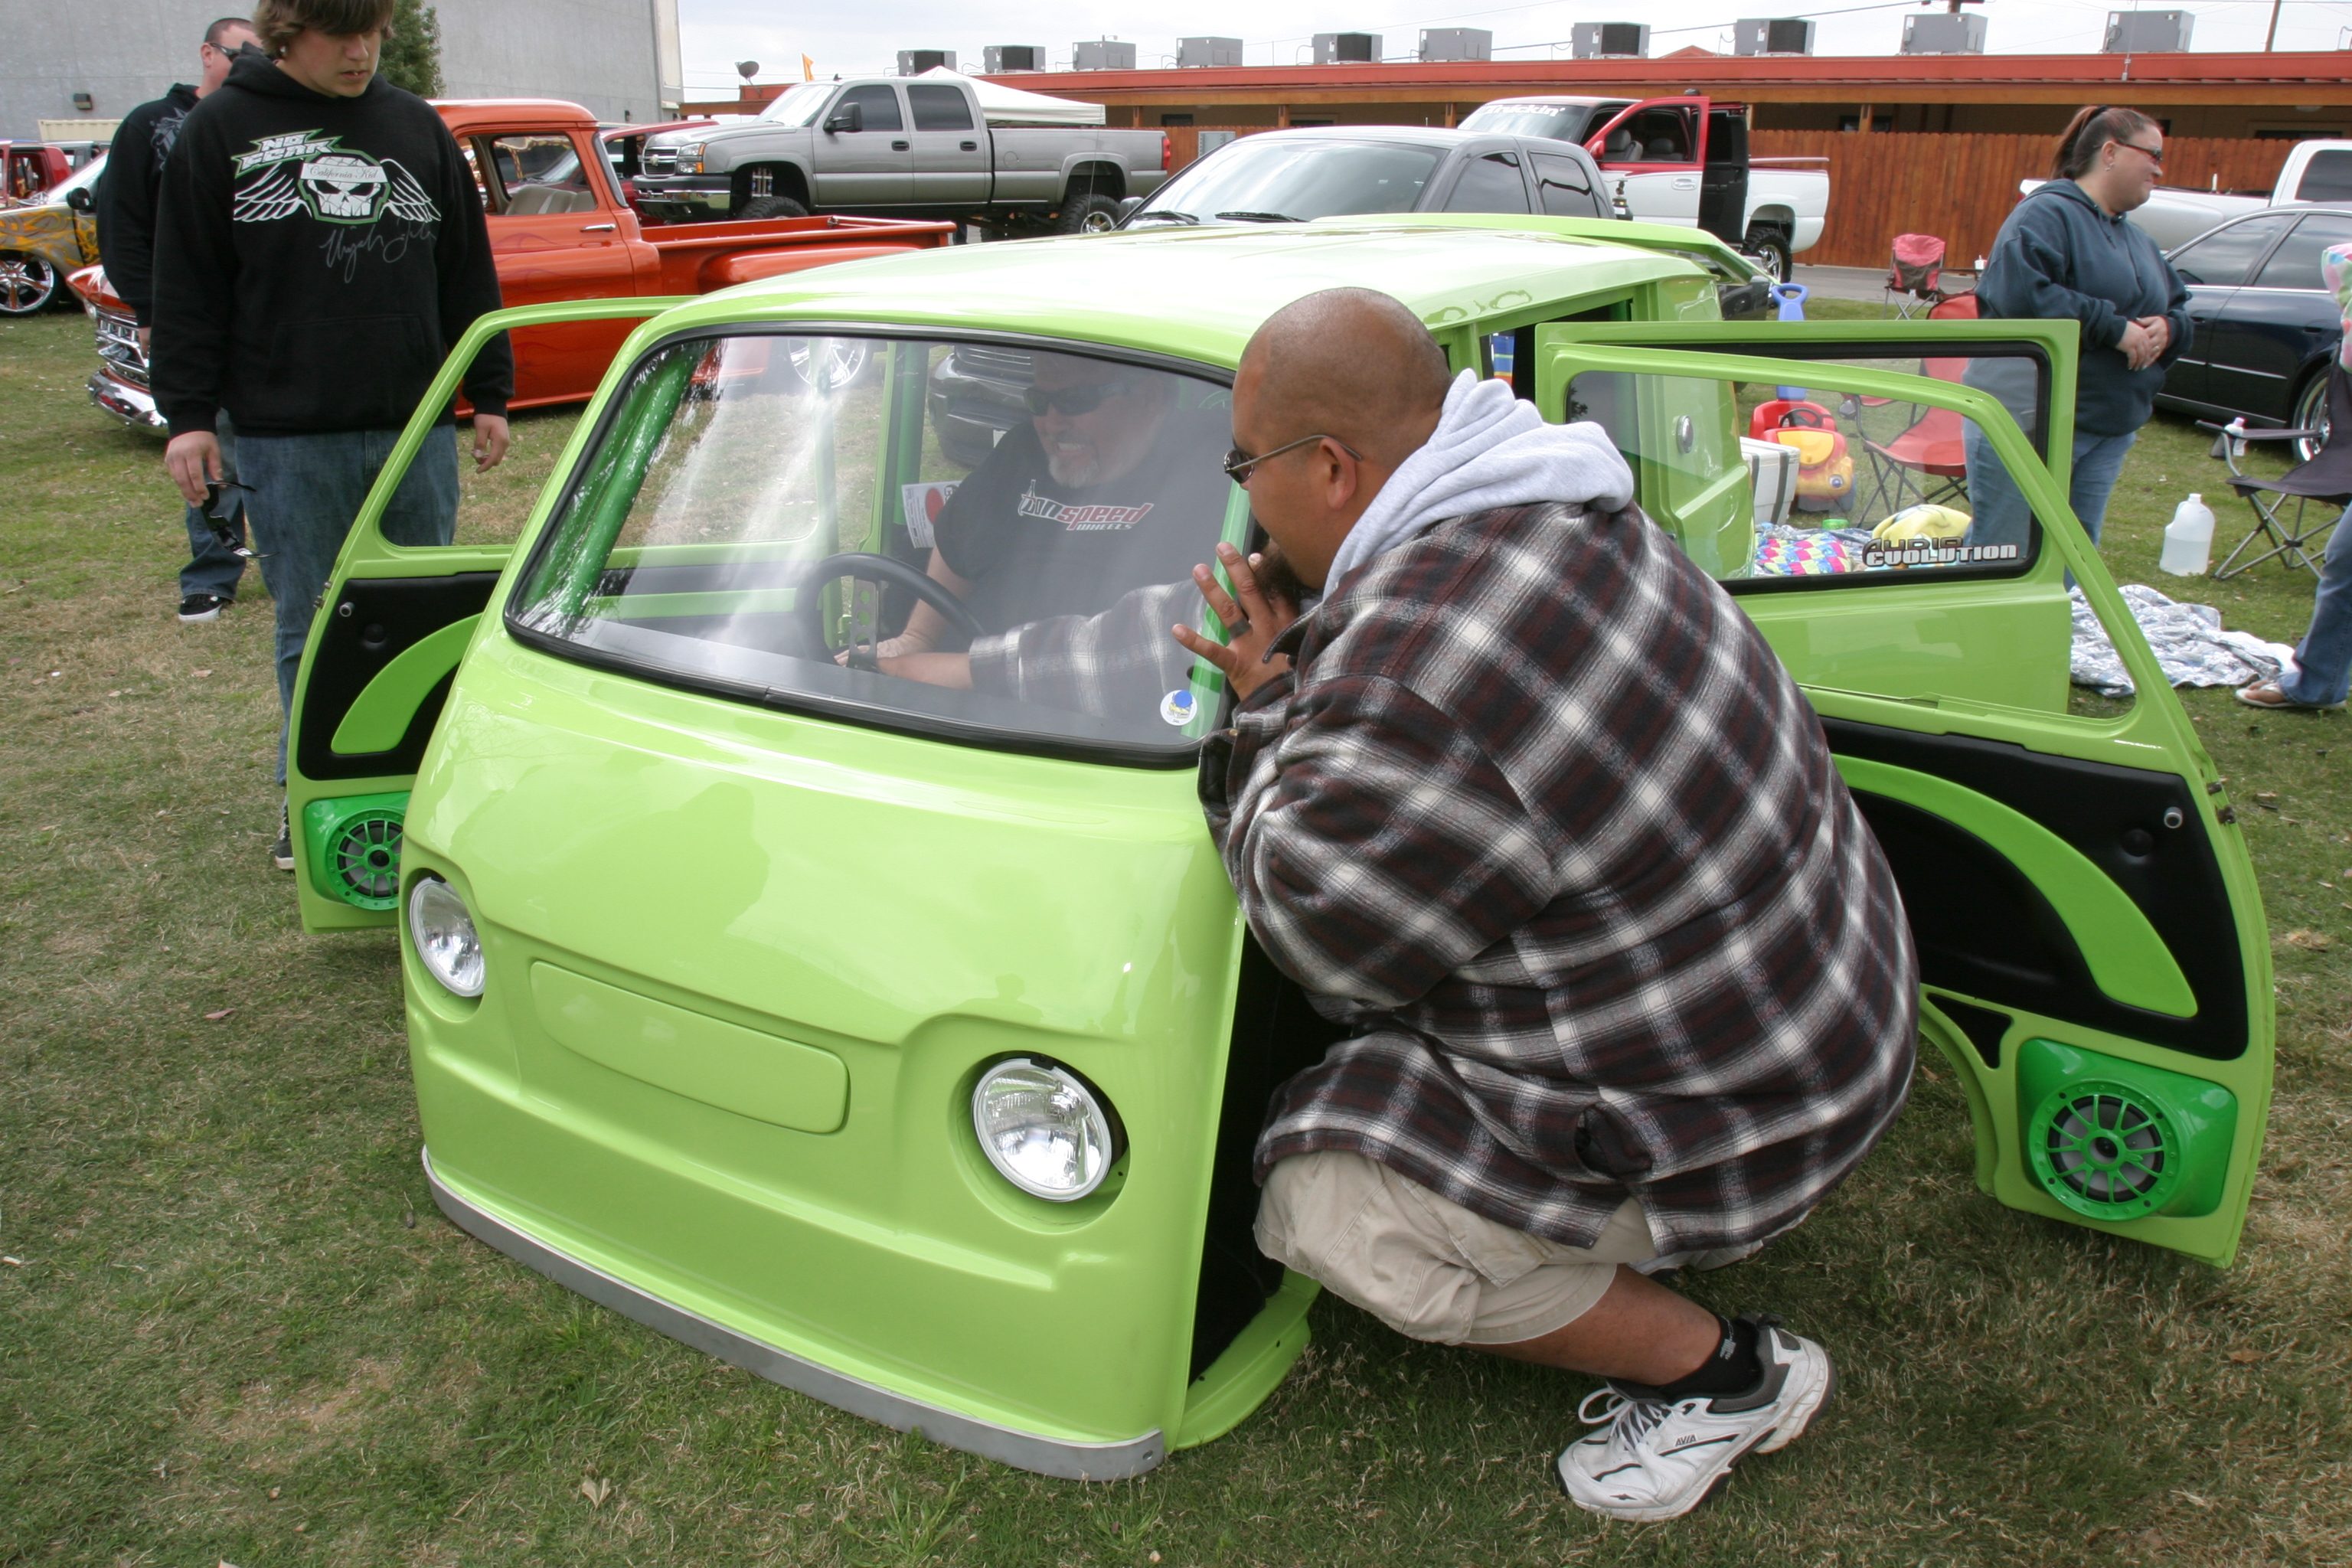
[2291,371,2331,466]
[0,252,60,315]
[786,337,871,389]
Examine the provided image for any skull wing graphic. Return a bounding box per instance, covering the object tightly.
[232,160,305,224]
[381,159,442,225]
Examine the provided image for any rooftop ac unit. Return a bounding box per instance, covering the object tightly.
[1419,27,1494,61]
[1178,36,1244,68]
[1071,40,1137,71]
[2104,10,2193,51]
[984,45,1044,73]
[1571,23,1650,59]
[1733,18,1815,55]
[896,49,954,76]
[1902,13,1988,53]
[1313,31,1382,64]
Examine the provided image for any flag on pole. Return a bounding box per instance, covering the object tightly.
[802,54,815,81]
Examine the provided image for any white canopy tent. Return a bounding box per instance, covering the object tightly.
[913,67,1105,127]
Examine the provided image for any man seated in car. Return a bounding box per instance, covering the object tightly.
[874,353,1233,710]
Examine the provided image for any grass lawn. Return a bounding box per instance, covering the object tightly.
[3,304,2349,1567]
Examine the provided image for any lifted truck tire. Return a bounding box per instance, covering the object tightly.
[0,252,62,315]
[1742,225,1793,285]
[1056,194,1122,235]
[738,194,811,222]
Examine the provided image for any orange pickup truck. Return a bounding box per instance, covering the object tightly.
[75,97,955,430]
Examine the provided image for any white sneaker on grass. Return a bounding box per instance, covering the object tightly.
[1555,1317,1834,1522]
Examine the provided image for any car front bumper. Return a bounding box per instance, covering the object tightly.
[88,368,167,430]
[632,174,733,223]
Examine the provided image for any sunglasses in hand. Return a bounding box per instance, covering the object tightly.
[204,479,268,560]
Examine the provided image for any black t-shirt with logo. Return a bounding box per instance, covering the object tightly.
[933,407,1233,637]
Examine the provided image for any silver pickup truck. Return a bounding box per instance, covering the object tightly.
[632,74,1168,235]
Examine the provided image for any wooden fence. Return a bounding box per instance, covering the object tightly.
[1160,126,2294,271]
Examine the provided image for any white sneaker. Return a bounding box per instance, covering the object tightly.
[1555,1318,1834,1521]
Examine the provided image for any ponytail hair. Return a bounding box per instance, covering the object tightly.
[2051,105,2160,181]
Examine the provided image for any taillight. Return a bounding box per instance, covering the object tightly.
[1161,133,1171,171]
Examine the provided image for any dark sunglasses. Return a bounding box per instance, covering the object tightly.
[1024,378,1133,417]
[204,479,268,559]
[1222,432,1361,484]
[2115,140,2164,167]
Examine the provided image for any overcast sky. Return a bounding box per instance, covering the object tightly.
[674,0,2352,93]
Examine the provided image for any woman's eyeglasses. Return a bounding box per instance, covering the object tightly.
[2116,140,2164,169]
[1222,433,1361,484]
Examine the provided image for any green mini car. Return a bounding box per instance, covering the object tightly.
[286,216,2274,1478]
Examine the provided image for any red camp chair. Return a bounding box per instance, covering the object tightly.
[1885,233,1947,318]
[1859,292,1978,515]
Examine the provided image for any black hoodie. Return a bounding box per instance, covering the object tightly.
[95,82,200,328]
[151,52,511,437]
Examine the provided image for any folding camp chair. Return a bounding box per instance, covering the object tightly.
[1857,292,1978,517]
[2201,361,2351,580]
[1885,233,1947,318]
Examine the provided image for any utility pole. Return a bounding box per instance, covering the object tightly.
[2265,0,2282,51]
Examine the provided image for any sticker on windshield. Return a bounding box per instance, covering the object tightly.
[899,482,958,550]
[1159,688,1198,727]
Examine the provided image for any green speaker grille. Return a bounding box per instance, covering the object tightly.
[325,809,404,910]
[2027,1079,2184,1221]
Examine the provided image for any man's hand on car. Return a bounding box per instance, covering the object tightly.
[1172,541,1299,700]
[473,414,511,472]
[165,430,223,506]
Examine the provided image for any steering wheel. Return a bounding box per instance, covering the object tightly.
[1777,405,1832,430]
[793,551,985,665]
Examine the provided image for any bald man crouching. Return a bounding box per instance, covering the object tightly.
[1175,289,1918,1521]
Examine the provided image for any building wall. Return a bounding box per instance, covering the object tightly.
[1,0,681,141]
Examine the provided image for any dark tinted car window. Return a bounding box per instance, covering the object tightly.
[1532,152,1601,217]
[841,84,903,132]
[2252,213,2352,291]
[1443,152,1530,214]
[907,83,973,132]
[2295,149,2352,204]
[2169,213,2296,287]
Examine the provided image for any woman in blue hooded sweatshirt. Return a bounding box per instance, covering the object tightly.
[1962,106,2190,559]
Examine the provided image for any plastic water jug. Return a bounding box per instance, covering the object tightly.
[2160,493,2216,576]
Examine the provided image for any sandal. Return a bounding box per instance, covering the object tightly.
[2235,679,2344,711]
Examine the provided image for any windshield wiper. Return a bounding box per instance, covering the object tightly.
[1127,209,1200,225]
[1214,210,1303,224]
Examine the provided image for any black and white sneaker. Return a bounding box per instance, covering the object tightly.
[178,593,230,623]
[272,806,295,872]
[1555,1317,1834,1521]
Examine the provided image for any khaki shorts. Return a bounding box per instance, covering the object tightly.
[1254,1149,1661,1348]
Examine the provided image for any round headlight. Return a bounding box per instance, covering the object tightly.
[971,1058,1119,1201]
[406,875,485,998]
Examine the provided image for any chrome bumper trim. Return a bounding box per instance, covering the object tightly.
[87,370,166,430]
[420,1148,1168,1480]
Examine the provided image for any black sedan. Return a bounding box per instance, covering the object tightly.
[2158,204,2352,459]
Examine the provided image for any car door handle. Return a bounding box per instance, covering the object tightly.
[1671,177,1696,189]
[580,222,617,233]
[960,141,977,151]
[892,139,910,151]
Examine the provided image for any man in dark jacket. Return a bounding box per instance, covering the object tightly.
[98,15,261,623]
[1177,288,1918,1522]
[152,0,511,870]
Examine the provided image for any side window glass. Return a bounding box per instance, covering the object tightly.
[482,133,599,216]
[2295,148,2352,204]
[906,84,974,132]
[842,85,905,132]
[2168,214,2295,287]
[1622,109,1693,163]
[1555,353,2061,589]
[1443,152,1530,214]
[2252,214,2352,291]
[1532,153,1599,218]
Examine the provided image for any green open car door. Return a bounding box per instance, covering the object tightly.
[286,299,684,933]
[1534,320,2272,1267]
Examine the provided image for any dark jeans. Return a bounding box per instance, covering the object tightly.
[2281,503,2352,707]
[237,425,459,782]
[179,415,247,600]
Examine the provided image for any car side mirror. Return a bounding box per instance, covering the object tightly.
[64,185,93,212]
[1114,195,1143,224]
[823,103,864,135]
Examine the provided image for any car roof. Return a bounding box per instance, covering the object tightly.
[666,220,1706,366]
[1219,125,1517,150]
[433,98,599,134]
[1472,96,1622,110]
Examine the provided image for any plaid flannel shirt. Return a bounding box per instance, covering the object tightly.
[1198,501,1919,1255]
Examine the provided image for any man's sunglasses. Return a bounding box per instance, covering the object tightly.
[1024,378,1134,417]
[1222,432,1361,484]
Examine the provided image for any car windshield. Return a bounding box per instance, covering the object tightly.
[509,334,1247,761]
[1129,139,1441,224]
[757,82,835,126]
[1459,105,1596,142]
[48,154,109,202]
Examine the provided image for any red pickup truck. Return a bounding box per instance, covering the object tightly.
[76,97,955,429]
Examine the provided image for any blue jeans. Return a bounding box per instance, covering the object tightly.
[2281,502,2352,707]
[179,416,247,600]
[1963,425,2139,562]
[237,425,459,782]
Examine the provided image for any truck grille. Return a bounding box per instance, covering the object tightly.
[93,309,149,389]
[642,148,678,176]
[954,345,1034,384]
